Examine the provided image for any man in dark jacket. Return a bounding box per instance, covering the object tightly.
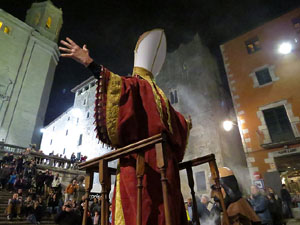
[55,201,82,225]
[0,164,11,189]
[249,185,272,225]
[281,184,293,219]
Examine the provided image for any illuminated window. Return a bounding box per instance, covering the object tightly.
[35,14,40,25]
[0,21,2,29]
[4,26,10,34]
[245,36,261,54]
[292,17,300,33]
[46,17,52,29]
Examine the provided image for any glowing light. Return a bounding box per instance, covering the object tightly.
[71,108,82,118]
[278,42,292,54]
[40,128,46,133]
[223,120,234,131]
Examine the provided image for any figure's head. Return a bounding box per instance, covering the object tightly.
[201,194,210,205]
[251,185,259,196]
[12,193,18,199]
[133,29,166,78]
[187,197,192,206]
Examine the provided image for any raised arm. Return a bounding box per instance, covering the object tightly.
[59,37,101,78]
[59,37,93,67]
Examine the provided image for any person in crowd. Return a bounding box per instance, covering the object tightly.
[33,200,43,224]
[249,185,272,225]
[90,197,101,217]
[65,179,79,202]
[7,171,17,192]
[71,153,76,167]
[16,156,24,174]
[55,200,82,225]
[186,197,194,224]
[196,194,210,224]
[266,187,283,225]
[44,170,54,196]
[6,193,22,221]
[0,164,11,189]
[52,173,62,194]
[23,196,34,217]
[14,174,25,191]
[36,171,45,195]
[47,193,59,215]
[281,184,293,219]
[109,204,112,225]
[93,210,101,225]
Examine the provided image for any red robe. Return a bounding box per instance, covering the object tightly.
[94,66,190,225]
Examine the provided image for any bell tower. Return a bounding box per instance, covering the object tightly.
[25,0,63,42]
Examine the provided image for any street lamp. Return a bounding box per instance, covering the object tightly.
[278,42,292,55]
[223,120,234,131]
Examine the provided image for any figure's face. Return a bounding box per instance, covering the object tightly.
[72,180,76,185]
[187,198,192,206]
[13,193,18,199]
[251,186,259,195]
[201,196,208,205]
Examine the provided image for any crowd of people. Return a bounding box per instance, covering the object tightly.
[0,151,108,225]
[185,184,295,225]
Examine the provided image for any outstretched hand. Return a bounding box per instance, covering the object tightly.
[59,37,93,67]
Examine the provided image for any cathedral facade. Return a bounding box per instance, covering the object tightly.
[0,1,62,147]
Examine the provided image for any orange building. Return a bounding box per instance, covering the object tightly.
[220,8,300,192]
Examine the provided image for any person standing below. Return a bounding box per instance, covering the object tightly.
[70,153,76,168]
[52,173,62,194]
[281,184,293,219]
[197,195,210,224]
[266,187,283,225]
[249,185,272,225]
[186,198,194,225]
[64,179,79,202]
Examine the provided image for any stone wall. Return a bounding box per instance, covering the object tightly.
[156,35,251,198]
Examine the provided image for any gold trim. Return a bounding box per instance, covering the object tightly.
[114,166,125,225]
[132,67,172,133]
[156,86,173,133]
[106,72,122,146]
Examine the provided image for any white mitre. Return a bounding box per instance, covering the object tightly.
[133,29,167,77]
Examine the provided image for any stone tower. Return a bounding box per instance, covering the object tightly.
[0,1,62,147]
[25,0,63,42]
[156,35,251,196]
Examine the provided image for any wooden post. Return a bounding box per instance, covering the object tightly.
[105,172,111,224]
[136,153,145,225]
[208,159,230,225]
[82,170,94,225]
[99,160,108,225]
[186,166,200,225]
[155,142,172,225]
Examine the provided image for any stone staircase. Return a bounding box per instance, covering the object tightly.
[0,190,56,225]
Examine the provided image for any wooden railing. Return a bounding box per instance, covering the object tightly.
[79,134,229,225]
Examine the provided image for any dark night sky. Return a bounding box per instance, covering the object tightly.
[2,0,300,125]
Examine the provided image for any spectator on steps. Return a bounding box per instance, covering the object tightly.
[6,193,22,221]
[65,179,79,202]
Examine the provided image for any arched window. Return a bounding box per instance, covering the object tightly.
[35,13,40,25]
[4,26,10,34]
[46,17,52,29]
